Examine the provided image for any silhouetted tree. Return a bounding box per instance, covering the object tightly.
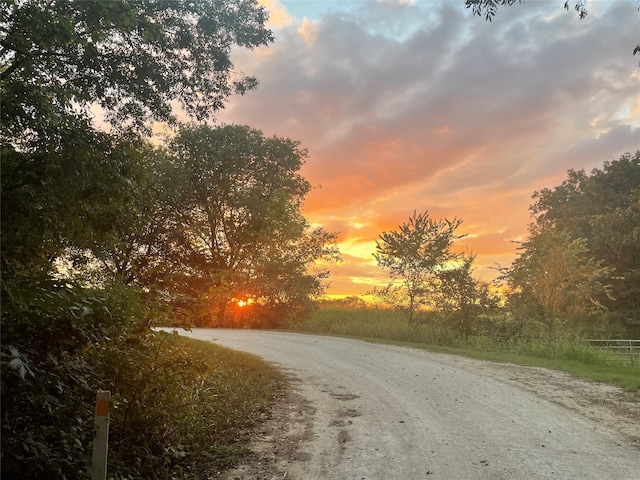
[373,211,464,324]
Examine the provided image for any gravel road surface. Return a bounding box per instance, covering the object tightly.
[177,329,639,480]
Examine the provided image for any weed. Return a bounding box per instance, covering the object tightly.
[106,332,286,478]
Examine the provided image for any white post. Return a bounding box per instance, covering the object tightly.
[92,390,111,480]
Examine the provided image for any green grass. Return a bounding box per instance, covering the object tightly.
[370,338,640,391]
[290,307,640,392]
[108,331,286,479]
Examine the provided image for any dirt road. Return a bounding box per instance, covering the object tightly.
[178,329,639,480]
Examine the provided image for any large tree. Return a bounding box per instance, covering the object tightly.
[530,152,640,332]
[1,0,274,277]
[374,211,464,324]
[160,124,339,327]
[506,228,613,330]
[504,152,640,335]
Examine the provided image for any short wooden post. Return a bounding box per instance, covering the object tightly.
[92,390,111,480]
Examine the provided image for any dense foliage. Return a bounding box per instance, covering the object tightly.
[505,151,640,336]
[2,317,285,478]
[1,1,318,477]
[1,279,141,477]
[0,0,273,141]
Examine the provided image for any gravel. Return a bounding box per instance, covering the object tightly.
[176,329,640,480]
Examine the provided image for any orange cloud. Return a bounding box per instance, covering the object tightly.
[298,17,318,46]
[258,0,292,27]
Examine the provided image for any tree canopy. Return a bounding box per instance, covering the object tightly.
[158,124,340,326]
[504,151,640,335]
[0,0,273,144]
[506,229,613,330]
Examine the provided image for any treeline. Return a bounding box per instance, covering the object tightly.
[1,123,338,328]
[505,152,640,337]
[370,152,640,339]
[0,1,337,477]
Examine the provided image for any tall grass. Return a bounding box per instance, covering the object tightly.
[465,334,602,363]
[107,331,286,478]
[293,308,455,345]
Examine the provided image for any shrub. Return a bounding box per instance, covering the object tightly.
[1,277,285,479]
[1,278,143,478]
[107,332,285,478]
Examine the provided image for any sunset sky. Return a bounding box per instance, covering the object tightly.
[215,0,640,297]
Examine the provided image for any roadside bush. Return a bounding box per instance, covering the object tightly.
[1,277,285,479]
[1,278,144,478]
[107,332,285,478]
